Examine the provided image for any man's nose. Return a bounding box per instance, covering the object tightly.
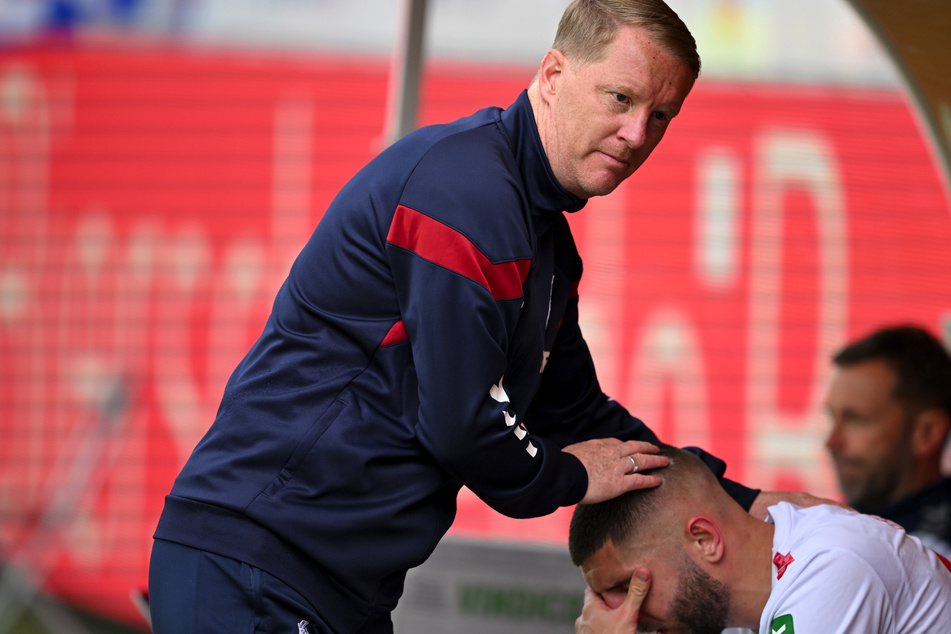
[825,421,842,453]
[618,111,649,148]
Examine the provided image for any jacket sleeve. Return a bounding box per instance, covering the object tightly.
[526,278,760,511]
[385,201,588,519]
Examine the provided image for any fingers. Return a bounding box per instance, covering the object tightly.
[617,446,666,495]
[621,473,663,492]
[618,441,667,466]
[604,570,652,632]
[624,568,651,611]
[575,570,651,634]
[620,440,668,476]
[620,440,661,455]
[621,451,668,476]
[576,585,638,634]
[563,438,669,504]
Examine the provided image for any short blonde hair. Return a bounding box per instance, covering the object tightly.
[553,0,701,79]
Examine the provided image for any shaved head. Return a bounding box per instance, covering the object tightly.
[569,444,726,565]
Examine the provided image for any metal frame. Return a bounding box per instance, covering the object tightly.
[384,0,429,147]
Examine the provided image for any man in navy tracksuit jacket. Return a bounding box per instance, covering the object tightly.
[149,2,800,632]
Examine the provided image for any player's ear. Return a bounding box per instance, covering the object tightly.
[538,49,567,98]
[911,408,950,458]
[685,516,724,563]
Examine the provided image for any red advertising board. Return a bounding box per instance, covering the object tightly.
[1,46,949,626]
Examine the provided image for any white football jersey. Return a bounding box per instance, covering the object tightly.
[760,502,951,634]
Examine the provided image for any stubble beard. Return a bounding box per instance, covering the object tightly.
[668,556,731,634]
[836,429,912,513]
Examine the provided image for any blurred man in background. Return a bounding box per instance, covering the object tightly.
[825,324,951,557]
[570,444,951,634]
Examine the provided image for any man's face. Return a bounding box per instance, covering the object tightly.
[824,359,913,511]
[540,25,694,199]
[581,539,730,634]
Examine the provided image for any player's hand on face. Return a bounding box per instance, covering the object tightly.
[576,569,651,634]
[748,490,852,520]
[562,438,668,504]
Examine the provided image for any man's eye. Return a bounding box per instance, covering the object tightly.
[613,93,629,104]
[653,111,668,122]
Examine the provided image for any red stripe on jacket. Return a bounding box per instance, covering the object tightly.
[381,320,408,347]
[386,205,531,300]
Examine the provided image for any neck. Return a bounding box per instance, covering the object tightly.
[724,512,776,628]
[526,80,545,147]
[527,78,540,108]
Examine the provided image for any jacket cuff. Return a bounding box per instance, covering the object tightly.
[720,477,761,512]
[560,451,589,506]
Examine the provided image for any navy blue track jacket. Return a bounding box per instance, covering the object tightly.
[154,90,758,632]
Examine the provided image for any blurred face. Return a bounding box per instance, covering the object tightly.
[824,360,913,511]
[539,25,694,199]
[582,539,730,634]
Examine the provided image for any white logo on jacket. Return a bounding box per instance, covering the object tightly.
[490,377,537,457]
[541,275,554,373]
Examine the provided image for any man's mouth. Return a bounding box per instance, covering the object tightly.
[832,456,866,475]
[598,150,630,167]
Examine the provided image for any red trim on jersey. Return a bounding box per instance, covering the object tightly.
[380,320,408,347]
[936,550,951,574]
[773,552,795,579]
[387,205,531,300]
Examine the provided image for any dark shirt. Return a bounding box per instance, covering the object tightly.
[874,477,951,558]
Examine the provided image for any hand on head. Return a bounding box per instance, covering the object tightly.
[563,439,669,504]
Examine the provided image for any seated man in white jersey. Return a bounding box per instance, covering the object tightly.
[568,444,951,634]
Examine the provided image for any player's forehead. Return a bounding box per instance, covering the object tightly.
[581,539,627,591]
[581,538,661,593]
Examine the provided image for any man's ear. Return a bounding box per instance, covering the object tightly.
[684,516,724,564]
[911,408,951,458]
[538,49,567,100]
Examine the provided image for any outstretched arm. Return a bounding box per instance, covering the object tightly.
[748,490,850,520]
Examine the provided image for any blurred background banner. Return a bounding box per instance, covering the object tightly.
[1,0,949,631]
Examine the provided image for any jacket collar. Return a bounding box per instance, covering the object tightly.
[500,90,587,233]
